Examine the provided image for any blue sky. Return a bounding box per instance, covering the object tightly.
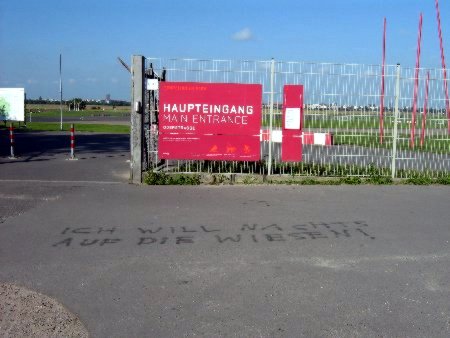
[1,0,449,100]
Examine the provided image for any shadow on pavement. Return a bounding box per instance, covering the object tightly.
[0,131,129,160]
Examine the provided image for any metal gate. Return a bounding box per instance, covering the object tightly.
[130,56,450,183]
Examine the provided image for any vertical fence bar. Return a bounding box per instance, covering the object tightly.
[391,63,401,179]
[420,71,430,147]
[267,58,275,175]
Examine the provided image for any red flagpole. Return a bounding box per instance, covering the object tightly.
[380,18,386,144]
[410,13,422,148]
[420,71,430,147]
[435,0,450,134]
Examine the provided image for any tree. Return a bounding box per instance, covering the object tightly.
[0,97,11,120]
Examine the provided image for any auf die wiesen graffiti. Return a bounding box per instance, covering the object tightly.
[52,221,375,248]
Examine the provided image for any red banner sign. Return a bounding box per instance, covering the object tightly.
[282,85,303,162]
[158,82,262,160]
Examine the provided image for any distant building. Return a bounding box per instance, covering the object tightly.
[105,94,111,104]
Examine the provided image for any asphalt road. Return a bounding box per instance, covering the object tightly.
[1,132,450,337]
[0,131,129,183]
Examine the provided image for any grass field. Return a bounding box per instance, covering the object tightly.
[27,106,449,131]
[26,104,130,119]
[261,111,449,155]
[1,122,130,134]
[27,103,130,112]
[263,111,449,130]
[3,108,448,153]
[334,133,450,154]
[13,103,131,132]
[28,110,130,119]
[304,115,448,130]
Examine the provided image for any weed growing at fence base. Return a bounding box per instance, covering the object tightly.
[340,176,363,185]
[242,175,259,184]
[405,173,434,185]
[436,176,450,185]
[143,169,450,186]
[144,172,201,185]
[396,169,450,180]
[211,174,233,185]
[364,164,394,184]
[154,159,450,183]
[174,160,394,178]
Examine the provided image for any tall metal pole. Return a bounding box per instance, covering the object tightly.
[380,17,386,145]
[267,58,275,176]
[60,54,63,131]
[391,63,401,180]
[435,0,450,134]
[410,13,423,149]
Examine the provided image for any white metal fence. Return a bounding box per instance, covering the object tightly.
[144,57,450,178]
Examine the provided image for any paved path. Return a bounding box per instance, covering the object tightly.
[0,131,129,183]
[1,132,450,337]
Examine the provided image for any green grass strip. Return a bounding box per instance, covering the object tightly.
[1,122,129,134]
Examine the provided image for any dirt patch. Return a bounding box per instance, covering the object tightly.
[0,283,88,337]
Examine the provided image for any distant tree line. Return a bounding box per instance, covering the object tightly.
[26,97,131,109]
[105,100,131,106]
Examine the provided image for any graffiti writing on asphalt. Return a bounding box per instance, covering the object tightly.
[52,221,375,248]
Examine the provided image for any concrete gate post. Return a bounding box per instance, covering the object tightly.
[130,55,145,184]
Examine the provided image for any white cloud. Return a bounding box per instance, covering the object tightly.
[27,79,37,84]
[68,78,76,84]
[232,28,254,41]
[111,78,119,84]
[86,77,97,83]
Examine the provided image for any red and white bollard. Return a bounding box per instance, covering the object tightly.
[69,124,77,160]
[9,123,16,159]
